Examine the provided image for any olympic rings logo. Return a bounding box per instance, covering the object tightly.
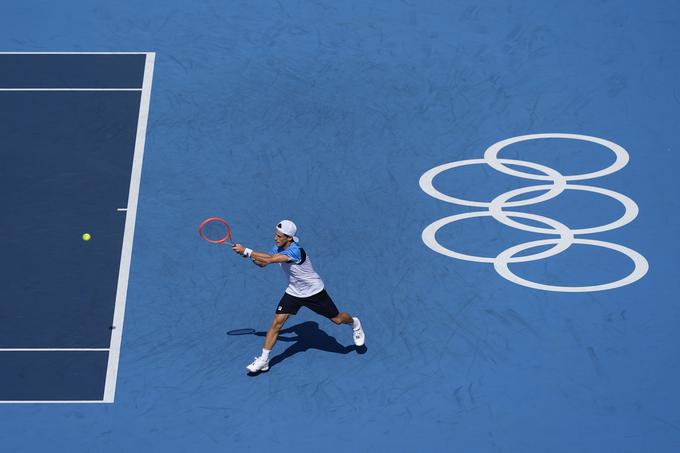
[419,133,649,292]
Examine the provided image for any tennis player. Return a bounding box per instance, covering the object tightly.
[232,220,365,373]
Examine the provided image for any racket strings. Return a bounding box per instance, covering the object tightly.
[199,218,232,243]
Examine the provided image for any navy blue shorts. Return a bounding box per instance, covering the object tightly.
[277,289,340,319]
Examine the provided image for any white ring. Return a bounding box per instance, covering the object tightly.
[422,211,574,264]
[419,158,566,208]
[489,184,639,235]
[494,238,649,292]
[483,133,629,182]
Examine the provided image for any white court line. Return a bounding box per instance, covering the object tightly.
[0,88,142,91]
[1,400,106,404]
[117,208,128,211]
[0,348,109,352]
[102,52,155,403]
[0,52,150,54]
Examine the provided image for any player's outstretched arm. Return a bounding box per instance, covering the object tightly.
[231,244,289,267]
[250,251,290,266]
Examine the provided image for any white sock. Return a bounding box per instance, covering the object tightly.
[261,349,271,361]
[352,317,361,329]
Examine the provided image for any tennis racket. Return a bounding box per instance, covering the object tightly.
[198,217,235,245]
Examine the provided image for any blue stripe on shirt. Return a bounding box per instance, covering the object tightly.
[271,242,302,264]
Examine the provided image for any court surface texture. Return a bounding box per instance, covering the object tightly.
[1,1,679,452]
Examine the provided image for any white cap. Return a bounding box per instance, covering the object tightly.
[276,220,299,243]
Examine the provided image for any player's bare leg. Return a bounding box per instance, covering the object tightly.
[330,312,353,325]
[247,314,289,373]
[264,314,289,350]
[331,312,365,347]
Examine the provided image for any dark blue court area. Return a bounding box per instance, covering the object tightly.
[0,54,148,401]
[1,1,680,452]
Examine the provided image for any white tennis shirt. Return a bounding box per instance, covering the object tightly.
[270,242,324,297]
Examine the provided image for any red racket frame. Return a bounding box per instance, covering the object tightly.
[198,217,233,244]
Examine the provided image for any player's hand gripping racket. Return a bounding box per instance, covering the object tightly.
[198,217,235,245]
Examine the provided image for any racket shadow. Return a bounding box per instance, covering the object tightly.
[249,321,366,374]
[226,328,256,336]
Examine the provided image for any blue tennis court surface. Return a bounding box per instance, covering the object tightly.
[1,1,679,452]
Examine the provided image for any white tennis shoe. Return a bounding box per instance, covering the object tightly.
[246,356,269,373]
[352,317,365,347]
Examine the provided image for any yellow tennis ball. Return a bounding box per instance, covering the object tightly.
[82,233,91,241]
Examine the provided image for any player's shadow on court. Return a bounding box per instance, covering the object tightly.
[249,321,367,374]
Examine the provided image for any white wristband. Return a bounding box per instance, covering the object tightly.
[243,248,253,257]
